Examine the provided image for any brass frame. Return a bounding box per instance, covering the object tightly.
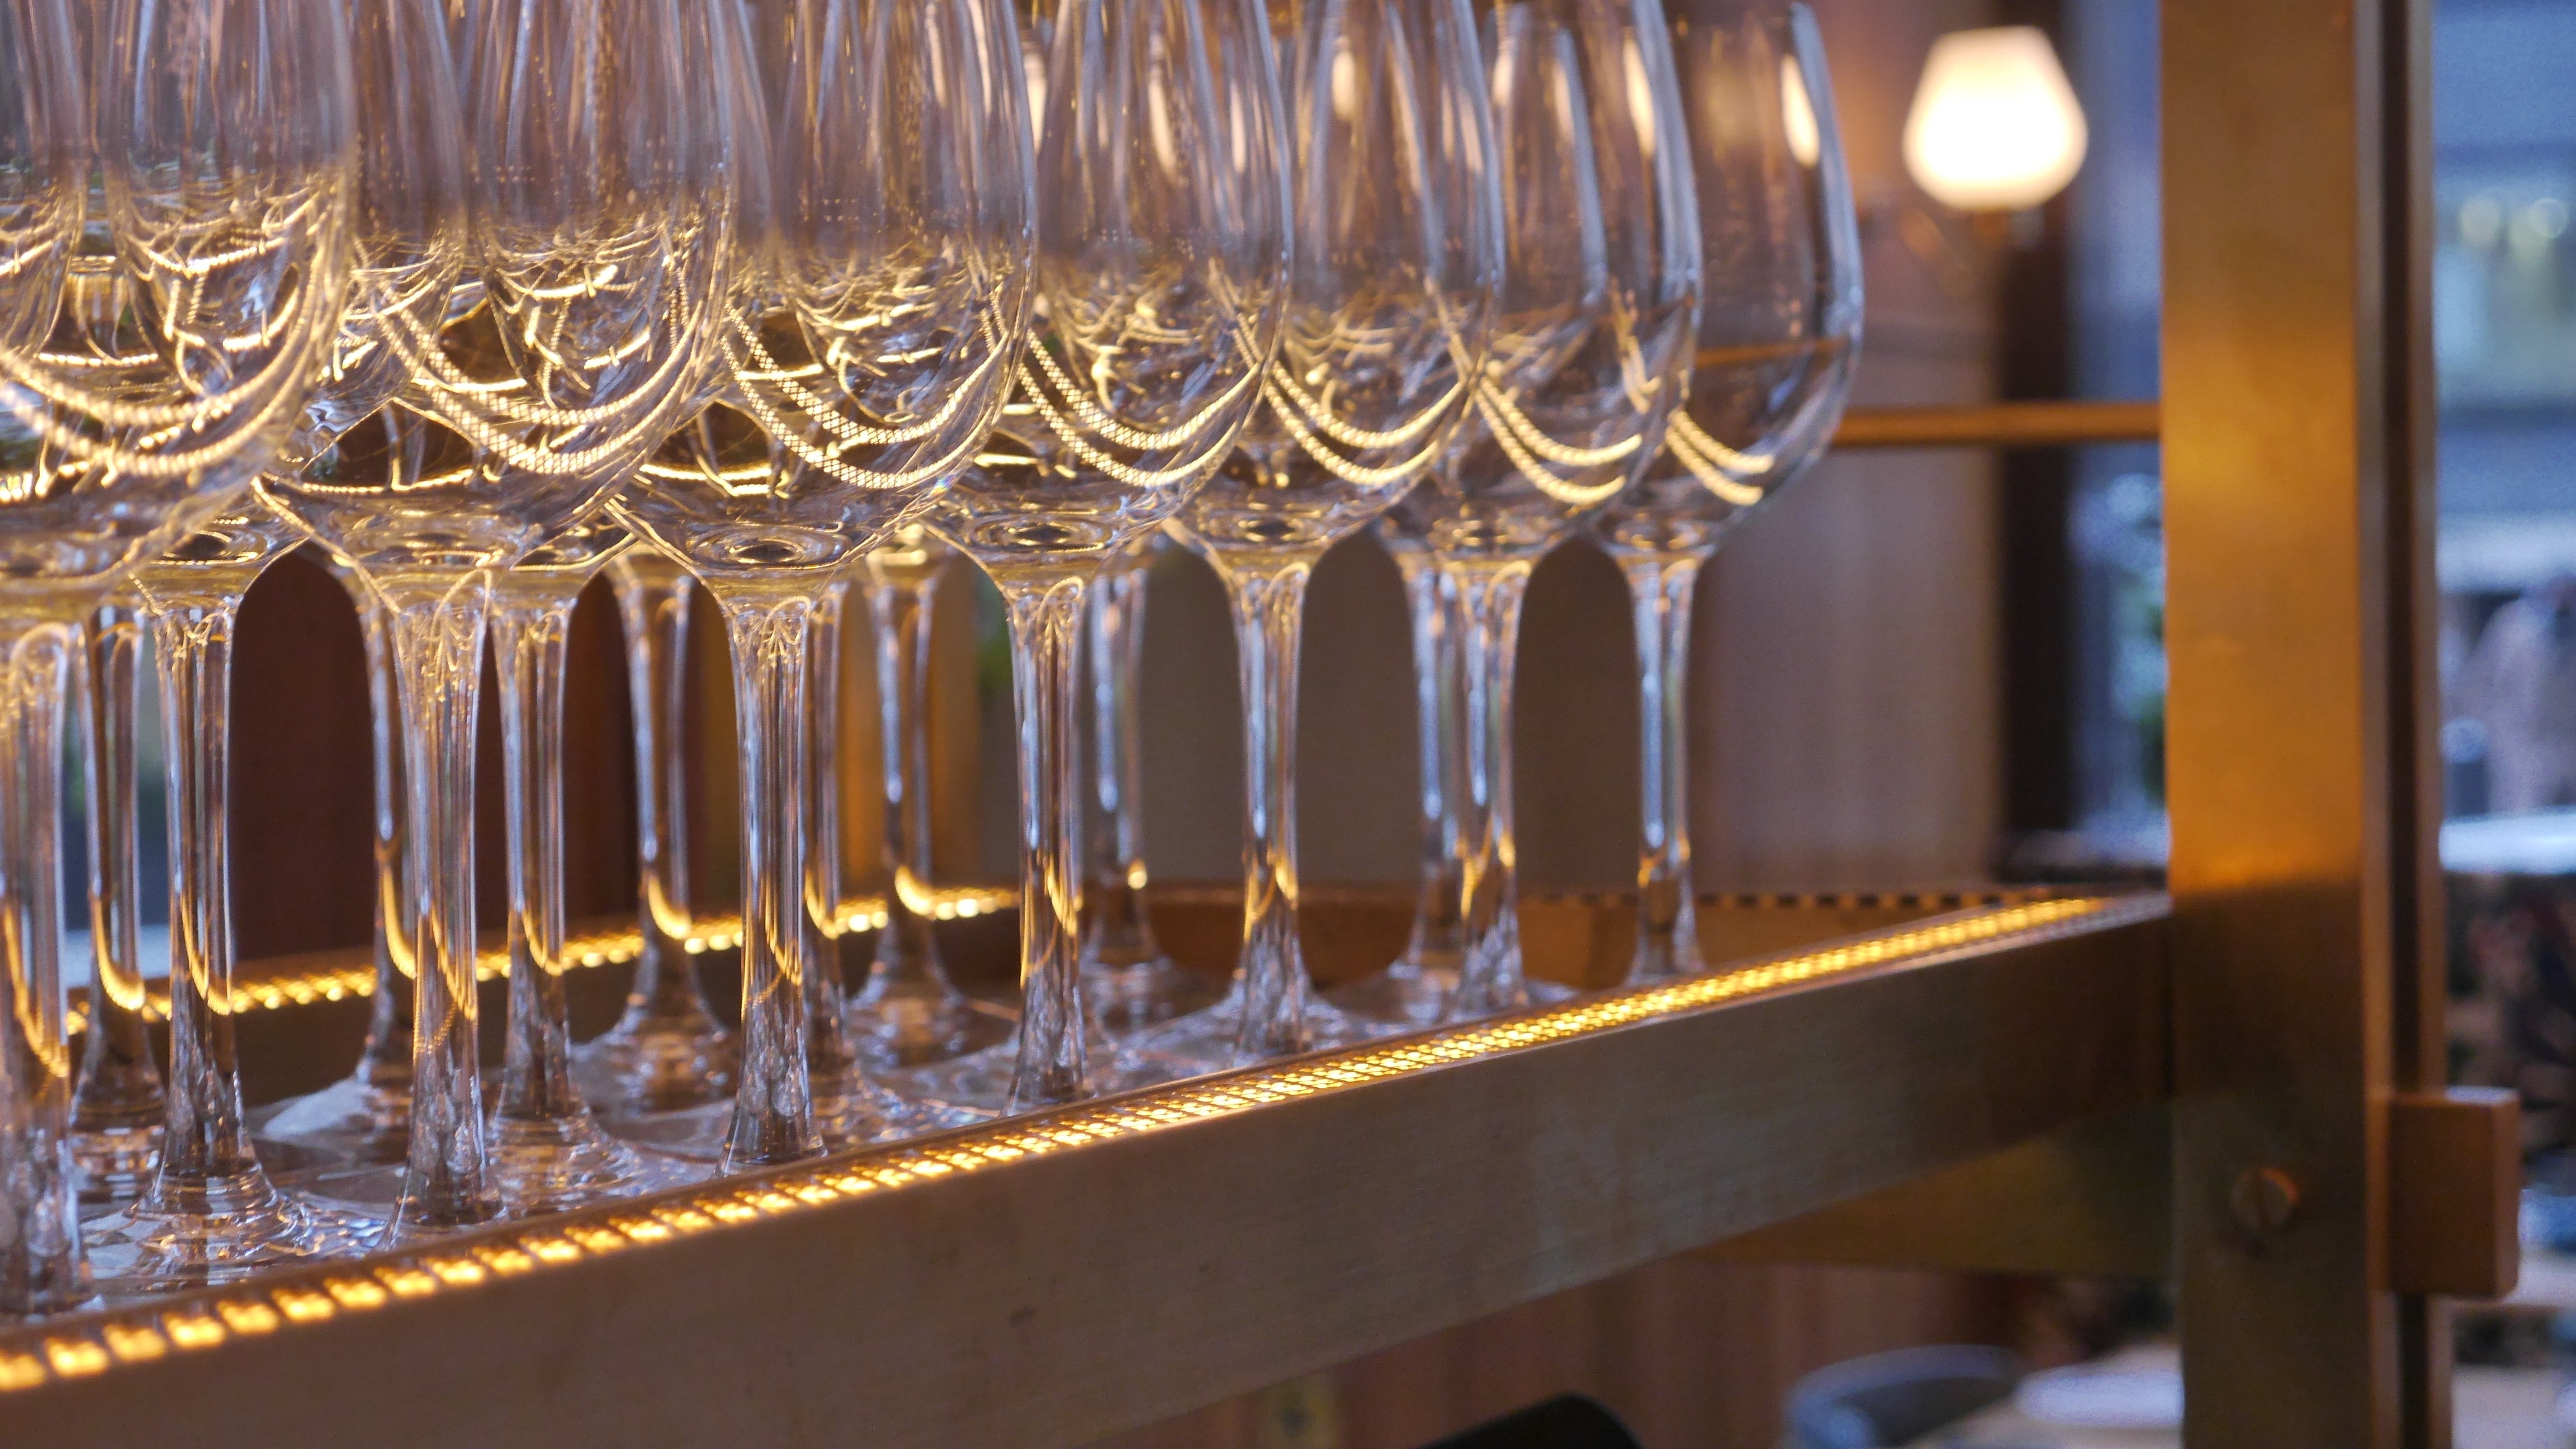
[2162,0,2454,1443]
[1829,399,2160,449]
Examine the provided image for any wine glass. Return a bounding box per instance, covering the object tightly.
[1077,537,1221,1031]
[259,539,418,1165]
[1139,0,1504,1071]
[844,526,1017,1067]
[575,547,737,1113]
[614,0,1033,1168]
[266,0,733,1237]
[68,598,163,1204]
[1592,0,1859,983]
[0,0,357,1312]
[1382,0,1703,1021]
[798,549,963,1140]
[919,0,1291,1113]
[1328,527,1469,1026]
[485,519,705,1211]
[88,0,493,1286]
[86,501,377,1291]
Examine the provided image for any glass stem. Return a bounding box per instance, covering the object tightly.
[802,583,859,1095]
[1445,561,1533,1019]
[491,588,586,1128]
[1225,560,1314,1058]
[1081,555,1166,970]
[1623,555,1703,983]
[1392,550,1467,977]
[382,570,497,1230]
[0,621,87,1313]
[867,564,950,987]
[715,588,822,1168]
[337,567,415,1106]
[1004,574,1092,1110]
[71,601,162,1143]
[140,584,273,1202]
[607,558,719,1037]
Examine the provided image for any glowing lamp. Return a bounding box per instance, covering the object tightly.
[1901,26,2087,213]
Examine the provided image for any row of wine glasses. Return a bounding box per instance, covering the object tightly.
[2,0,1859,1317]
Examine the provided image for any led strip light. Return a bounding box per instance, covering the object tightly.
[0,894,2144,1390]
[63,885,1022,1031]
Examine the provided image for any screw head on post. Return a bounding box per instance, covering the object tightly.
[2229,1166,2300,1235]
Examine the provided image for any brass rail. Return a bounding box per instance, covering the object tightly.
[1825,399,2162,450]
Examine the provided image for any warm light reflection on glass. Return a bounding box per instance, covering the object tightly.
[1781,58,1820,168]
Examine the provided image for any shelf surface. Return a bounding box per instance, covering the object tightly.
[4,890,2168,1447]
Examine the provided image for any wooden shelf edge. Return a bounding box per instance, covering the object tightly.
[1703,1104,2176,1279]
[2,894,2171,1448]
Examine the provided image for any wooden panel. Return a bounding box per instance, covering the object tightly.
[2,897,2166,1447]
[1705,1105,2174,1280]
[2162,0,2446,1442]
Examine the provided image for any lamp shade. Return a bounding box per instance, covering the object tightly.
[1901,26,2087,212]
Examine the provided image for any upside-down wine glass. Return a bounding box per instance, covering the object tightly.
[485,518,706,1210]
[86,508,356,1288]
[1383,0,1702,1021]
[1594,0,1859,983]
[1077,536,1220,1031]
[797,547,969,1136]
[577,547,738,1113]
[68,597,162,1203]
[614,416,930,1161]
[260,539,419,1165]
[844,525,1017,1067]
[87,0,479,1288]
[621,0,1031,1165]
[270,0,732,1238]
[921,0,1291,1112]
[802,553,874,1118]
[1327,528,1469,1026]
[1141,0,1504,1071]
[0,0,356,1312]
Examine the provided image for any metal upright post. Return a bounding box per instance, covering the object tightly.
[2162,0,2454,1442]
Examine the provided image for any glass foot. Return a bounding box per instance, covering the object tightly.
[283,1169,509,1251]
[1129,986,1370,1077]
[844,989,1016,1073]
[257,1074,411,1169]
[1082,955,1226,1034]
[70,1125,160,1207]
[603,1072,944,1166]
[1325,960,1460,1036]
[886,1026,1178,1116]
[1441,974,1579,1023]
[487,1111,708,1216]
[574,1020,739,1114]
[84,1172,383,1297]
[813,1071,950,1151]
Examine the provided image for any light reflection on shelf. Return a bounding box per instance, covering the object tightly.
[60,886,1021,1033]
[0,895,2142,1393]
